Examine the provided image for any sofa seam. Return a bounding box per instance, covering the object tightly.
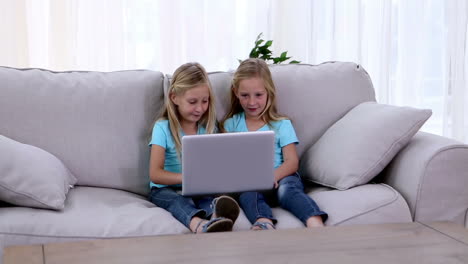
[270,62,375,96]
[0,65,163,75]
[414,145,468,221]
[0,184,61,209]
[333,183,400,225]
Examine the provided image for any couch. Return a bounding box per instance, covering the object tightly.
[1,62,467,262]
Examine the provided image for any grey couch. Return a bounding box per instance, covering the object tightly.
[1,62,467,262]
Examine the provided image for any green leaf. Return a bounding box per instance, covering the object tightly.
[254,33,264,46]
[255,39,264,46]
[247,33,301,64]
[274,56,290,64]
[258,46,272,54]
[260,54,272,60]
[249,49,259,58]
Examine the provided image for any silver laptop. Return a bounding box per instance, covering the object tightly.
[181,131,275,196]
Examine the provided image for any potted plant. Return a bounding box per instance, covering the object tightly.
[245,33,300,64]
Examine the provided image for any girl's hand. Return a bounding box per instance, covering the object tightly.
[273,173,281,189]
[273,170,280,189]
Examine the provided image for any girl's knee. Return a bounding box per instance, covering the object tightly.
[277,181,302,206]
[277,184,289,205]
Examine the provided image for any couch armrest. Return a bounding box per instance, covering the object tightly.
[381,132,468,225]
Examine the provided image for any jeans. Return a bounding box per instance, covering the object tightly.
[148,186,214,228]
[239,172,328,225]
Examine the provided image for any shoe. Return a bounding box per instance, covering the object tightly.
[212,195,240,223]
[195,217,233,233]
[251,221,276,230]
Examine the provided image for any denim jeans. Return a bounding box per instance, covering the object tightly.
[148,186,214,228]
[239,172,328,225]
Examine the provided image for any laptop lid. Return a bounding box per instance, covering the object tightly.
[181,131,275,196]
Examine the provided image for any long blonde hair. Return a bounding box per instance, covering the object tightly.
[222,58,286,128]
[156,62,216,156]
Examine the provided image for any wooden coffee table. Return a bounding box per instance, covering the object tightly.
[4,221,468,264]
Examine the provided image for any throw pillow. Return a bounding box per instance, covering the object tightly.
[300,102,432,190]
[0,135,77,210]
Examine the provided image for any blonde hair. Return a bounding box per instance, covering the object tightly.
[156,62,216,156]
[222,58,286,129]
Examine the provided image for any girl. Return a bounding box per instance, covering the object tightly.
[222,58,327,230]
[148,62,240,233]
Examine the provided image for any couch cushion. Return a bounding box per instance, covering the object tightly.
[301,102,432,190]
[0,187,188,239]
[0,184,411,261]
[0,184,411,240]
[207,62,376,158]
[273,183,412,228]
[0,135,76,210]
[0,67,165,195]
[270,63,376,157]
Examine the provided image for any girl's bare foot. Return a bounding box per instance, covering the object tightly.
[306,215,324,228]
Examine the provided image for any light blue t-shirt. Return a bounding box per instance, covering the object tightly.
[223,112,298,168]
[149,119,207,188]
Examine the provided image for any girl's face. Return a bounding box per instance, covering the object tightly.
[171,84,210,124]
[235,77,268,119]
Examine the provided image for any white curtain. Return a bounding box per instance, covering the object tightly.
[1,0,467,143]
[445,0,468,143]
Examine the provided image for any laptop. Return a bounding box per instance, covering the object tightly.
[181,131,275,196]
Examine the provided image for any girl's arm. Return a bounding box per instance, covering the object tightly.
[274,143,299,188]
[149,145,182,185]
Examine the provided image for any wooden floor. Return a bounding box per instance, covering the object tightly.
[4,221,468,264]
